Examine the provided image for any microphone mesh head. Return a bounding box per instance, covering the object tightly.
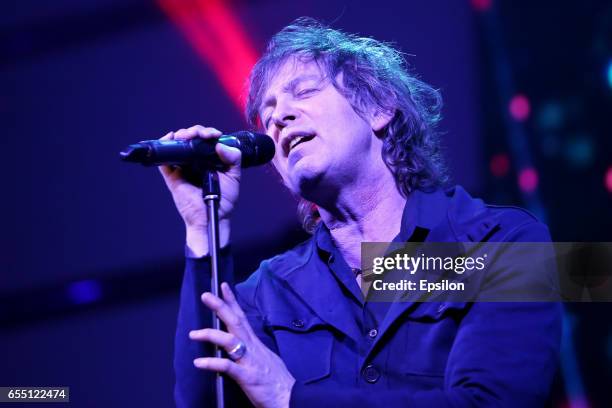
[231,131,275,167]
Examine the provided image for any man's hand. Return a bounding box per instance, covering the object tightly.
[158,125,241,256]
[190,283,296,408]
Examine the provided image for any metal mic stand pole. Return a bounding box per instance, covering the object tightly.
[202,169,224,408]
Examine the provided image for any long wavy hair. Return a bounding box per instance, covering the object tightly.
[246,18,448,233]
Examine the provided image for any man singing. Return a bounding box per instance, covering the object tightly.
[160,18,561,408]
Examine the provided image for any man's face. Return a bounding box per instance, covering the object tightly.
[258,58,382,198]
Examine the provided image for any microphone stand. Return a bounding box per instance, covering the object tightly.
[202,170,224,408]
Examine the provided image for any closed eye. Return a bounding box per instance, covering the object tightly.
[296,88,319,98]
[261,110,273,130]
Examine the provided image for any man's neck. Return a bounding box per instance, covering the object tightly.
[317,170,406,269]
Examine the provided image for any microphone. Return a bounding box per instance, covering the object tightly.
[119,131,275,169]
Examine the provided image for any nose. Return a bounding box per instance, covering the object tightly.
[272,112,296,128]
[271,97,298,131]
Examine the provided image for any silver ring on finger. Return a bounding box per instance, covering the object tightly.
[227,341,247,361]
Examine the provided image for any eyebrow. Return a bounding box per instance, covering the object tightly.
[259,74,322,116]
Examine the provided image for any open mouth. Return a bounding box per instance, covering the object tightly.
[288,134,315,152]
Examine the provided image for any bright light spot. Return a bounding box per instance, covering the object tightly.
[518,167,539,193]
[605,166,612,193]
[509,94,531,122]
[490,153,510,177]
[607,60,612,89]
[67,280,103,305]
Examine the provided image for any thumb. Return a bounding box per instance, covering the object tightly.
[216,143,242,167]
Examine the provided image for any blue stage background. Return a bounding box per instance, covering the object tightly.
[1,0,610,406]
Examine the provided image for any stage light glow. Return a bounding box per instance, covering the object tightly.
[563,398,591,408]
[518,167,538,193]
[565,136,594,168]
[67,280,103,305]
[607,59,612,89]
[537,102,564,130]
[471,0,492,12]
[509,94,530,122]
[157,0,259,109]
[605,166,612,193]
[490,153,510,177]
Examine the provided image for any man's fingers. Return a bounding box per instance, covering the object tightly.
[189,328,238,351]
[158,132,178,179]
[175,125,222,140]
[221,283,258,341]
[159,162,178,177]
[192,125,223,139]
[201,292,248,337]
[221,282,245,317]
[193,357,243,378]
[158,127,231,179]
[221,283,255,339]
[160,131,174,141]
[216,144,242,167]
[158,163,182,185]
[173,128,190,140]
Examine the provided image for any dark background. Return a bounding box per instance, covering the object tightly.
[1,0,610,406]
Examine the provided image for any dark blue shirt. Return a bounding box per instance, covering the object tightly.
[174,186,562,407]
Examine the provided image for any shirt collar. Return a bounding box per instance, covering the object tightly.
[314,187,451,255]
[397,187,450,241]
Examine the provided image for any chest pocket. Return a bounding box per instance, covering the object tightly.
[391,302,470,377]
[264,312,333,384]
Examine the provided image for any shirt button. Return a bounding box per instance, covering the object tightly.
[291,319,304,328]
[367,328,378,339]
[363,364,381,383]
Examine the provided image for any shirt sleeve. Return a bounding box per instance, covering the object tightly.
[173,246,237,408]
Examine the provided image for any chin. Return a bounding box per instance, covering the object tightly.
[289,161,326,196]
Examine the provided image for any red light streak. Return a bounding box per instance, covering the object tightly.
[157,0,259,109]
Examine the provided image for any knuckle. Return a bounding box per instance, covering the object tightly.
[228,315,242,328]
[201,127,222,138]
[238,314,250,326]
[235,310,246,320]
[221,332,234,345]
[241,327,254,340]
[220,359,231,371]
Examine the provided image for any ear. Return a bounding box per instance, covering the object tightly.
[370,109,395,133]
